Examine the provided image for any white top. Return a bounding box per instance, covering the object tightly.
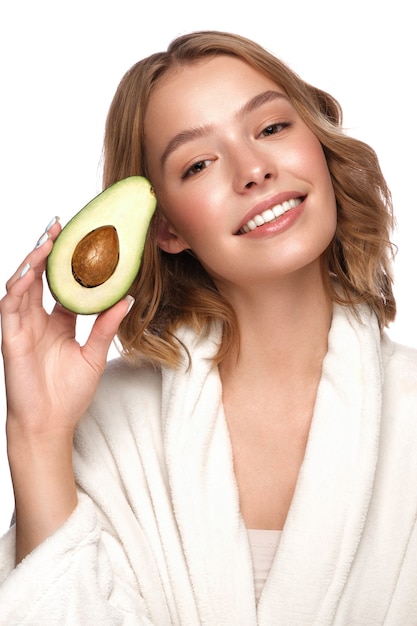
[247,529,282,602]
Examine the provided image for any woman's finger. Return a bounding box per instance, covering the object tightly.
[4,217,61,290]
[80,296,134,374]
[1,217,62,323]
[1,254,47,332]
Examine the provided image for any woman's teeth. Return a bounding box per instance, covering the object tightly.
[239,197,302,234]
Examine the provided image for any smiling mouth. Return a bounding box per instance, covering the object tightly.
[237,197,304,235]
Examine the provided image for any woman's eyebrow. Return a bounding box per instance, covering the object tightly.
[160,90,288,168]
[161,124,212,168]
[236,89,288,119]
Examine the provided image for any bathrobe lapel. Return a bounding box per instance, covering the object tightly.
[162,304,383,625]
[162,324,257,625]
[258,304,383,624]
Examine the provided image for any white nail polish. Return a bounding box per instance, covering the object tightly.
[124,295,135,316]
[19,263,31,278]
[44,216,60,232]
[35,232,50,249]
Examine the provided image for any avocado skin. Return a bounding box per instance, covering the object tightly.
[46,176,157,315]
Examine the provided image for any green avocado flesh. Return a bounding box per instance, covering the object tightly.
[46,176,157,314]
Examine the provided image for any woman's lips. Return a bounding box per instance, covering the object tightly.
[236,196,304,235]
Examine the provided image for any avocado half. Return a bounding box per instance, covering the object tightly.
[46,176,157,314]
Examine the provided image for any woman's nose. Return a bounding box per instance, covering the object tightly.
[232,145,276,192]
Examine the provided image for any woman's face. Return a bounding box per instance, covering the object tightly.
[144,55,337,295]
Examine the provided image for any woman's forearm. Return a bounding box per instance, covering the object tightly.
[8,429,78,563]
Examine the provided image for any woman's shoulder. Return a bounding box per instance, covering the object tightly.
[382,332,417,373]
[381,332,417,403]
[100,355,162,391]
[77,357,163,435]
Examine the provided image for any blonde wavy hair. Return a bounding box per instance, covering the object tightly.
[102,30,396,368]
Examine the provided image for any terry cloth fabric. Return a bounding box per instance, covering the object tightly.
[0,303,417,625]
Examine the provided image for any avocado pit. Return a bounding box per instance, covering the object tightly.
[72,225,119,288]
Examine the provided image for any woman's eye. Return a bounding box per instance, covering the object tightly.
[183,159,211,178]
[259,121,291,137]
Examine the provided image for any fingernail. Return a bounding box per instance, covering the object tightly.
[124,295,135,316]
[35,232,50,249]
[19,263,31,278]
[44,216,60,232]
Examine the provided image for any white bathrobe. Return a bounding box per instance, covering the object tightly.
[1,303,417,625]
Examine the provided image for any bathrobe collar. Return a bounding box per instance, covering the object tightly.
[161,303,382,624]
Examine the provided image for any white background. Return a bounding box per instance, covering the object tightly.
[0,0,415,535]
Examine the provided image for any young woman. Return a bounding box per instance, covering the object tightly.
[1,31,416,625]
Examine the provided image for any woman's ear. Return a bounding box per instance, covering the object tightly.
[156,216,189,254]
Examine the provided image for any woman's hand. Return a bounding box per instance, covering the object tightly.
[1,218,132,439]
[0,217,133,560]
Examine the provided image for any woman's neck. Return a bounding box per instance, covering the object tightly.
[219,266,333,379]
[217,267,333,531]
